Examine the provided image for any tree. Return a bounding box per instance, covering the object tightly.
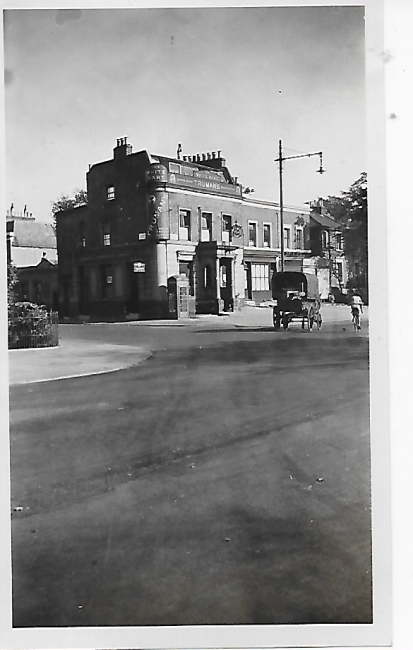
[318,172,368,292]
[51,188,88,226]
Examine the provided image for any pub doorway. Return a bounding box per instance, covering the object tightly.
[219,258,233,311]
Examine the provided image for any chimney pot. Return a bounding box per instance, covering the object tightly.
[212,152,216,159]
[202,153,206,161]
[218,150,221,158]
[207,153,211,160]
[196,154,200,162]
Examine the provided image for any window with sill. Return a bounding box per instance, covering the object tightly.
[283,227,291,249]
[251,264,269,291]
[295,227,303,250]
[263,224,271,247]
[222,214,232,243]
[201,212,213,242]
[179,209,191,240]
[248,222,257,247]
[101,220,111,246]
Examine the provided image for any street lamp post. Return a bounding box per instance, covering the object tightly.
[275,140,325,272]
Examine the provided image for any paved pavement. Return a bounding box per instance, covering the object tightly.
[8,304,362,385]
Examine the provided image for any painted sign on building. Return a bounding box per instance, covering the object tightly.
[146,164,168,183]
[168,173,241,197]
[147,190,170,240]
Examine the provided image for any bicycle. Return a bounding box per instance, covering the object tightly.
[351,307,361,332]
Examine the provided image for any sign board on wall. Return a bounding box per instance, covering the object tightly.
[168,172,241,197]
[133,261,145,273]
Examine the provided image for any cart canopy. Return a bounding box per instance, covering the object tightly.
[271,272,320,300]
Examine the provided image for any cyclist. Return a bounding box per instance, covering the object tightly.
[350,292,363,330]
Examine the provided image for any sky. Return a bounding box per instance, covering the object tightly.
[3,5,366,223]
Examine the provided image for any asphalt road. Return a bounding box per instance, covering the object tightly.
[9,317,371,627]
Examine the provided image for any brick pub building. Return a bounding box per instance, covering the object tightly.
[56,138,312,321]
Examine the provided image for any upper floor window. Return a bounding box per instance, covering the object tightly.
[179,209,191,240]
[222,214,232,243]
[248,222,257,247]
[101,220,111,246]
[107,186,115,201]
[201,212,213,242]
[283,226,291,250]
[321,230,329,249]
[295,227,304,250]
[336,232,343,250]
[263,224,271,247]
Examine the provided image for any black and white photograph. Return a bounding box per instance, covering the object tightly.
[2,0,409,648]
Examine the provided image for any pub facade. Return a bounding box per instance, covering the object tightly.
[56,138,312,320]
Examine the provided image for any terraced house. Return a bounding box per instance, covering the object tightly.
[56,138,313,321]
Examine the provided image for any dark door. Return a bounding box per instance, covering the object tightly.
[219,258,233,311]
[245,262,252,300]
[126,263,139,313]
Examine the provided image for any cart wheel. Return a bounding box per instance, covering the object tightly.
[316,313,322,330]
[282,314,289,330]
[273,308,281,331]
[307,310,314,332]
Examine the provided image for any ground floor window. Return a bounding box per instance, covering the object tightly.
[203,264,213,289]
[251,263,269,291]
[220,264,227,288]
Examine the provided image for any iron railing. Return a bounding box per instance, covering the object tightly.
[8,304,59,350]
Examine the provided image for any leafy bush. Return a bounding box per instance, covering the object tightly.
[8,302,58,349]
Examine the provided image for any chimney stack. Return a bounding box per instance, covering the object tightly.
[114,136,132,159]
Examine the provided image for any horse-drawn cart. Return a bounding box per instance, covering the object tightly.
[271,271,322,331]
